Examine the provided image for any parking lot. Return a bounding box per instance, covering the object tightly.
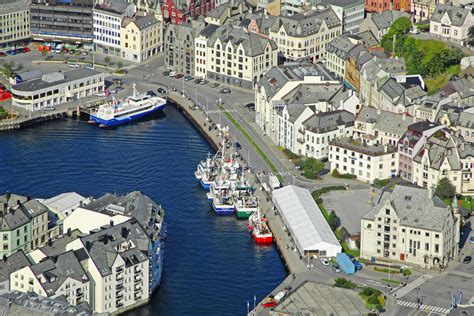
[322,188,372,234]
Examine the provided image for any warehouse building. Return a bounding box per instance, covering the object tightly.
[272,185,342,257]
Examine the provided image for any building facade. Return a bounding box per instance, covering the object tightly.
[120,13,162,62]
[11,68,105,112]
[31,0,93,43]
[161,0,215,24]
[324,0,365,34]
[0,0,30,49]
[361,186,460,268]
[429,4,474,45]
[365,0,411,13]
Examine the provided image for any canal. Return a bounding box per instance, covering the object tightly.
[0,106,287,315]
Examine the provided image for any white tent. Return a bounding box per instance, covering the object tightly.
[272,185,342,257]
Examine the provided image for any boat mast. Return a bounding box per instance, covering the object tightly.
[133,83,137,98]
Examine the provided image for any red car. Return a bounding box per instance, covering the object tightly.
[22,47,30,53]
[262,301,278,308]
[63,48,69,54]
[175,73,184,79]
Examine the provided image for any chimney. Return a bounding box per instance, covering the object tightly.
[52,256,58,263]
[376,108,382,115]
[2,255,6,261]
[110,220,114,227]
[459,142,465,151]
[121,227,129,239]
[16,200,21,206]
[48,238,53,246]
[402,112,406,121]
[67,228,72,237]
[85,241,92,252]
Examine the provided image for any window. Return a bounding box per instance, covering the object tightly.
[435,234,439,238]
[434,244,439,253]
[385,209,390,215]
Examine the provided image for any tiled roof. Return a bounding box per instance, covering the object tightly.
[431,4,471,27]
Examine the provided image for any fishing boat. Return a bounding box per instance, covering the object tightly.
[207,178,231,200]
[248,209,273,243]
[89,83,166,127]
[234,195,258,219]
[212,193,235,215]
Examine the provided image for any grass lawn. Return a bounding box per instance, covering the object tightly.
[381,278,401,284]
[425,64,460,95]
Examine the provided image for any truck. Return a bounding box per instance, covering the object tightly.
[336,253,355,275]
[269,175,281,190]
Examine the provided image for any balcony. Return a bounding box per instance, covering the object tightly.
[116,284,124,291]
[116,293,123,300]
[134,293,142,301]
[134,275,142,283]
[116,274,123,282]
[134,284,141,292]
[134,266,141,274]
[297,137,305,144]
[116,302,124,308]
[116,266,124,273]
[76,289,83,297]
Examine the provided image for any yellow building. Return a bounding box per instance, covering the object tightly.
[120,13,162,63]
[0,0,31,48]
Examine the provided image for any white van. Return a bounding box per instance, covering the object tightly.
[55,44,64,54]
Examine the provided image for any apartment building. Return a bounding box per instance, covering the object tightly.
[412,0,447,22]
[164,20,206,75]
[161,0,215,24]
[361,186,461,268]
[0,251,31,295]
[0,0,30,49]
[22,199,49,251]
[398,121,444,182]
[31,0,93,43]
[205,25,278,89]
[365,0,411,13]
[66,220,150,313]
[10,251,90,307]
[268,9,342,63]
[11,68,105,112]
[430,4,474,45]
[120,13,162,62]
[412,129,474,195]
[329,137,399,183]
[205,0,250,25]
[323,0,365,34]
[256,63,339,137]
[359,11,412,40]
[325,35,358,79]
[0,194,32,258]
[93,1,136,55]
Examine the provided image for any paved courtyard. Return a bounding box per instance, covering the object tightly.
[322,188,372,234]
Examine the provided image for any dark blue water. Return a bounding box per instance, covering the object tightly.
[0,106,286,315]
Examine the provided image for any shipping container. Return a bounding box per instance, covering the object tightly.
[336,253,355,275]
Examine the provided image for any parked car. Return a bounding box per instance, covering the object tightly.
[63,48,69,54]
[184,75,193,81]
[168,71,176,77]
[235,142,242,150]
[81,50,89,56]
[69,49,75,55]
[194,78,202,84]
[147,90,157,96]
[22,47,30,53]
[470,236,474,244]
[162,70,171,76]
[157,87,167,95]
[318,168,330,176]
[109,88,118,95]
[75,50,82,55]
[463,256,472,264]
[175,73,184,79]
[199,79,209,85]
[6,50,16,55]
[320,258,329,266]
[43,106,55,111]
[219,87,231,94]
[0,52,6,57]
[244,102,255,109]
[210,83,220,88]
[354,261,363,270]
[332,264,341,273]
[68,63,80,69]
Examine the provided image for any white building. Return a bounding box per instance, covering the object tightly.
[40,192,91,220]
[11,68,105,112]
[323,0,365,34]
[430,4,473,45]
[63,207,129,234]
[10,251,91,307]
[93,1,136,55]
[361,185,461,268]
[273,185,342,257]
[329,137,399,183]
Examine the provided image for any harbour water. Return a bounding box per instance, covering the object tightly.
[0,106,286,315]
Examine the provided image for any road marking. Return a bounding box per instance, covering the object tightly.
[397,300,450,314]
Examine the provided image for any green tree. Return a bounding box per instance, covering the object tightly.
[104,56,111,67]
[0,61,14,78]
[302,157,325,179]
[328,210,339,231]
[435,178,456,200]
[381,17,412,53]
[339,226,350,241]
[117,61,123,70]
[468,26,474,47]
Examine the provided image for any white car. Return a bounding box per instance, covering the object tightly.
[68,63,80,68]
[320,258,330,266]
[168,71,176,77]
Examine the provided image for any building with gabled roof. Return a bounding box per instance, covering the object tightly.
[430,4,473,45]
[361,185,460,268]
[359,11,411,40]
[0,250,31,295]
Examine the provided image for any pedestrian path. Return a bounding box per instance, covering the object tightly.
[205,109,236,114]
[397,300,451,314]
[394,273,433,298]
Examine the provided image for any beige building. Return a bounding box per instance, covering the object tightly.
[0,0,31,49]
[22,199,49,251]
[121,13,162,63]
[430,4,474,46]
[204,25,278,89]
[361,186,461,268]
[268,9,342,63]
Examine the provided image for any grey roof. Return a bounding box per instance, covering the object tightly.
[285,103,308,124]
[239,10,278,35]
[379,77,427,107]
[208,25,278,57]
[347,44,374,69]
[369,10,411,30]
[282,83,343,105]
[0,250,31,282]
[0,206,30,231]
[323,0,364,8]
[123,13,159,29]
[16,70,43,82]
[326,36,357,59]
[0,291,91,315]
[443,75,474,100]
[30,251,89,295]
[13,68,102,93]
[258,63,336,101]
[269,9,341,37]
[84,191,163,237]
[22,199,49,218]
[458,110,474,129]
[303,110,355,133]
[0,193,28,208]
[356,107,413,137]
[331,137,394,155]
[363,185,453,232]
[431,4,471,27]
[413,129,461,170]
[38,230,84,257]
[0,0,29,14]
[94,1,132,15]
[375,57,406,74]
[80,220,149,277]
[352,30,379,48]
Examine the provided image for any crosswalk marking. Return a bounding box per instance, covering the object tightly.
[397,300,450,314]
[204,109,237,114]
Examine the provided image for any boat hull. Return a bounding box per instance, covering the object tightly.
[252,232,273,244]
[236,209,256,219]
[90,102,165,127]
[199,178,213,190]
[212,203,235,215]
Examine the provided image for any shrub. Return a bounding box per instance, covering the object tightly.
[328,210,340,231]
[367,295,380,305]
[361,287,382,297]
[335,277,356,289]
[332,169,357,179]
[403,269,412,276]
[435,178,456,200]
